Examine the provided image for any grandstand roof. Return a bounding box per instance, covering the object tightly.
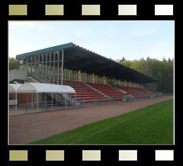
[16,42,157,84]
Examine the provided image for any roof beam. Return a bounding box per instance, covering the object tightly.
[64,57,97,69]
[83,62,114,73]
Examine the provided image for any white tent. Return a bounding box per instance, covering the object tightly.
[9,83,75,111]
[17,83,75,93]
[9,84,22,93]
[9,84,22,110]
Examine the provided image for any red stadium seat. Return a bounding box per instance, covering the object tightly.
[63,80,109,102]
[88,83,124,100]
[116,85,152,98]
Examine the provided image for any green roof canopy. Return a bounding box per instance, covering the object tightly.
[16,42,157,84]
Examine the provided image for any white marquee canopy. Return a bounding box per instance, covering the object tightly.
[9,83,76,111]
[9,84,22,110]
[16,83,75,93]
[9,84,22,93]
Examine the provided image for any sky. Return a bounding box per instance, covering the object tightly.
[9,21,174,61]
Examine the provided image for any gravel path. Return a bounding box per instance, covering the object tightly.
[9,96,173,144]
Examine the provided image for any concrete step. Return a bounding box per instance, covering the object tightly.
[112,86,127,94]
[85,83,112,99]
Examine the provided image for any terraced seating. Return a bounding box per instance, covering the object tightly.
[134,88,153,97]
[88,83,124,100]
[63,80,109,102]
[116,85,144,98]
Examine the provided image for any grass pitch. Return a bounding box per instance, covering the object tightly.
[30,99,173,145]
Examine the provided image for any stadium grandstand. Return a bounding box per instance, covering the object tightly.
[11,42,157,108]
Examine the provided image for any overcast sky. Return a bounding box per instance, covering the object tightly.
[9,21,174,61]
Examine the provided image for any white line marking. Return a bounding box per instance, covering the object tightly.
[70,105,162,144]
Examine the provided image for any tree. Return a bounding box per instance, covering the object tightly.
[121,60,132,68]
[120,57,173,93]
[9,57,19,70]
[116,57,126,63]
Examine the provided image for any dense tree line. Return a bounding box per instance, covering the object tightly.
[9,57,19,70]
[121,57,173,93]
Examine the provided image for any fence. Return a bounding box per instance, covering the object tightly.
[9,94,155,115]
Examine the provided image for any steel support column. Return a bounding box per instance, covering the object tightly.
[61,50,64,85]
[53,53,55,84]
[41,54,43,81]
[57,51,59,84]
[49,53,51,83]
[45,53,48,83]
[30,57,33,76]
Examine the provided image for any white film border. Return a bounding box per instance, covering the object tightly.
[8,4,174,16]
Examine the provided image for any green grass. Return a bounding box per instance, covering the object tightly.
[30,99,173,145]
